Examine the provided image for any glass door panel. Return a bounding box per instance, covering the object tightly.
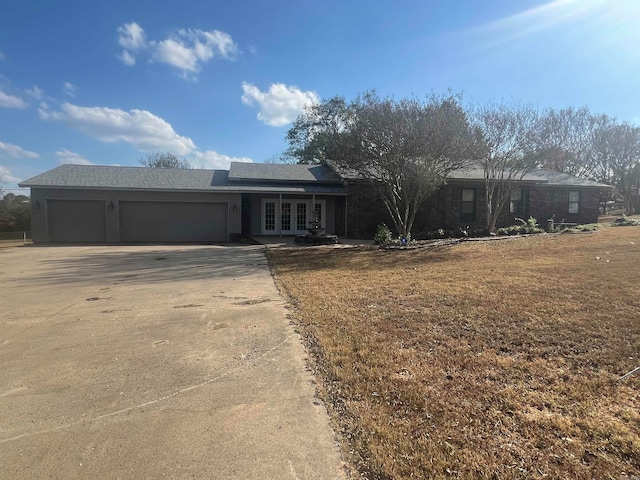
[296,202,307,232]
[281,202,291,232]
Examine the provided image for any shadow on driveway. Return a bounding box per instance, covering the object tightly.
[18,245,268,286]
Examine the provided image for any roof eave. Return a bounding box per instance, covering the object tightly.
[21,184,348,195]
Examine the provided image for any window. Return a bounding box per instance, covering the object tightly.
[569,191,580,213]
[265,202,275,231]
[460,188,476,222]
[510,188,522,214]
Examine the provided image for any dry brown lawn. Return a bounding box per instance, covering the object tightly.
[268,226,640,479]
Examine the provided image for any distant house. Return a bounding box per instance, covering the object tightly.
[19,162,610,243]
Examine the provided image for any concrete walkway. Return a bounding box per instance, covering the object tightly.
[251,236,372,249]
[0,245,345,479]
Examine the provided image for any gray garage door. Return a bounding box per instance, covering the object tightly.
[47,200,107,242]
[119,201,228,242]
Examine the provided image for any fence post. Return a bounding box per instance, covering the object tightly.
[23,231,26,244]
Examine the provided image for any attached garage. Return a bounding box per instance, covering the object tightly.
[20,164,344,244]
[47,200,106,242]
[119,201,228,242]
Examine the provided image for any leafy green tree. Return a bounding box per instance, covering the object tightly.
[285,96,350,164]
[140,152,191,169]
[0,193,31,231]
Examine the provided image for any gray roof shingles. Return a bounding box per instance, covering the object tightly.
[449,167,610,188]
[20,162,609,194]
[228,162,342,183]
[329,160,610,189]
[19,164,347,194]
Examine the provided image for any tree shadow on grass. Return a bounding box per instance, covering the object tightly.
[267,243,467,274]
[20,245,269,286]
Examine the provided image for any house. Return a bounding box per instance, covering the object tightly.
[19,162,609,243]
[339,164,610,237]
[19,163,347,243]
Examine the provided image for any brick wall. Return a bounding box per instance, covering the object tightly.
[344,180,605,238]
[529,186,602,225]
[345,181,392,238]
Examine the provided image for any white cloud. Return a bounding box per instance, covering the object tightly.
[0,141,39,159]
[63,82,78,97]
[117,22,147,66]
[154,38,199,72]
[190,150,252,169]
[55,148,92,165]
[25,85,44,100]
[0,166,21,184]
[118,22,147,50]
[153,29,239,75]
[39,102,197,156]
[0,90,27,108]
[118,49,136,66]
[241,82,319,127]
[116,22,239,78]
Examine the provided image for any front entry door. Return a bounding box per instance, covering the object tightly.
[261,199,325,235]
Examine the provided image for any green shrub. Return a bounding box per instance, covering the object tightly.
[612,215,639,226]
[498,217,544,236]
[374,223,393,245]
[570,223,600,232]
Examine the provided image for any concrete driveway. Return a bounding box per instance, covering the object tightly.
[0,245,345,479]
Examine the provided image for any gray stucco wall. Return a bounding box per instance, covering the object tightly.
[29,188,242,243]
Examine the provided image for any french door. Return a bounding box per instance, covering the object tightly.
[261,199,326,235]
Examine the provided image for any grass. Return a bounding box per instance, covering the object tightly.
[268,226,640,479]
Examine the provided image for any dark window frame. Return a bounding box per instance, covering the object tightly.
[569,190,580,214]
[510,187,530,215]
[460,188,476,222]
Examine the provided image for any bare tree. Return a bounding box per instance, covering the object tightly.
[592,122,640,214]
[534,107,614,181]
[140,152,191,169]
[473,102,540,233]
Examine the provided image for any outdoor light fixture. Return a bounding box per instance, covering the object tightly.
[108,201,114,211]
[34,200,40,209]
[232,203,238,213]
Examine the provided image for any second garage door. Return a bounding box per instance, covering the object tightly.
[119,201,228,242]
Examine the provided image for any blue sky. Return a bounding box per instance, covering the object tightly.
[1,0,639,194]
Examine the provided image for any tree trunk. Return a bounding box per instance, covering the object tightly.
[485,186,495,232]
